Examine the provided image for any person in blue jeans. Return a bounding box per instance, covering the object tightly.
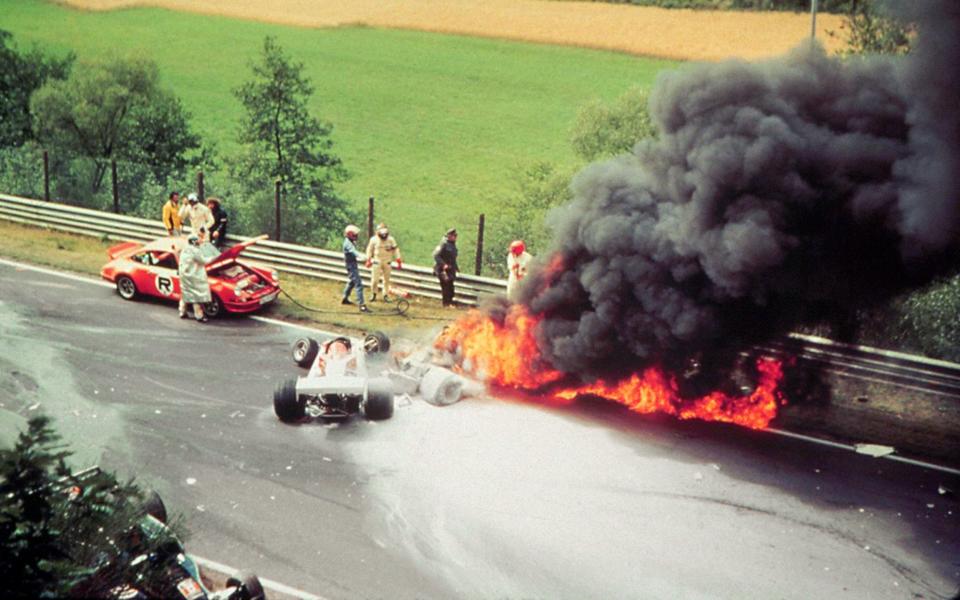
[341,224,369,313]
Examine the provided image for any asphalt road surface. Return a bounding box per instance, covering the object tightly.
[1,258,957,600]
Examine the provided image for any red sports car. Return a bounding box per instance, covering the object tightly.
[100,235,280,317]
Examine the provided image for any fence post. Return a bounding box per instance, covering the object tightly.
[274,179,282,242]
[367,196,375,238]
[197,171,205,201]
[43,151,50,201]
[111,159,119,213]
[475,213,485,276]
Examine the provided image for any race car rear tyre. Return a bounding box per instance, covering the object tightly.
[142,490,168,524]
[116,276,137,300]
[274,378,305,423]
[203,295,223,319]
[362,377,394,420]
[291,337,320,368]
[226,571,265,600]
[363,331,391,355]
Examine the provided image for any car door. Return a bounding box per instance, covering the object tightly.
[131,251,181,300]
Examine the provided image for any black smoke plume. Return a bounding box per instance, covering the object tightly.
[518,0,959,386]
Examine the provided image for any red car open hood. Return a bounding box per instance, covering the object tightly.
[206,234,268,271]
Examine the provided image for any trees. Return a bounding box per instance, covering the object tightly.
[831,0,913,56]
[483,162,574,276]
[0,30,73,149]
[570,86,657,161]
[0,415,167,598]
[232,36,351,245]
[31,55,200,195]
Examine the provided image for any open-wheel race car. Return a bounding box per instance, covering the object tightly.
[100,235,279,318]
[64,467,265,600]
[273,331,396,423]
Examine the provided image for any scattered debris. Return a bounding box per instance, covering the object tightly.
[854,443,895,458]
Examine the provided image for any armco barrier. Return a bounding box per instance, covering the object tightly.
[0,193,507,305]
[3,193,960,396]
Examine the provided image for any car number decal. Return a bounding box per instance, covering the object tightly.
[155,275,175,297]
[176,578,204,600]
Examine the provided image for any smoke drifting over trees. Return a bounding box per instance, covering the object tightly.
[519,1,959,383]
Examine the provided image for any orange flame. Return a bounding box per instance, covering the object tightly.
[437,305,783,430]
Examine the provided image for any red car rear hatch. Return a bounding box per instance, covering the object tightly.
[206,234,269,272]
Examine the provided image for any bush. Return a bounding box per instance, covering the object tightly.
[0,414,182,598]
[854,274,960,362]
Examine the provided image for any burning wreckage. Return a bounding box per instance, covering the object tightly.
[278,0,959,432]
[391,0,960,431]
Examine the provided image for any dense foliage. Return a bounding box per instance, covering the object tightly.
[829,0,913,55]
[31,55,201,196]
[581,0,859,11]
[0,30,73,149]
[0,415,178,598]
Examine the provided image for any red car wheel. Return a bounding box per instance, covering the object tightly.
[116,276,137,300]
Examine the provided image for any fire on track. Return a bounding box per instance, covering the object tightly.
[3,255,957,479]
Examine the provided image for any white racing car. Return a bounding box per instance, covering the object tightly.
[273,332,396,423]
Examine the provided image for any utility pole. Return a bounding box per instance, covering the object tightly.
[810,0,819,41]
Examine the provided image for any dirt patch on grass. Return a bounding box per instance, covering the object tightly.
[59,0,845,61]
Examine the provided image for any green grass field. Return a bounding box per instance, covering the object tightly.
[3,0,679,262]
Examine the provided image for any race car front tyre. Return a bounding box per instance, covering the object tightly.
[142,490,167,524]
[362,377,394,420]
[203,295,223,319]
[363,331,391,355]
[116,276,137,300]
[226,572,265,600]
[274,377,305,423]
[291,337,320,368]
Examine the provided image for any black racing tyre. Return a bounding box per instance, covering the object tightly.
[142,490,167,524]
[226,572,265,600]
[363,331,391,355]
[362,377,394,420]
[203,295,223,319]
[291,337,320,368]
[273,377,305,423]
[116,276,137,300]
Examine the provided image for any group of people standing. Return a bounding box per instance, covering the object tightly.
[341,222,404,313]
[340,222,532,312]
[160,191,230,323]
[162,191,531,317]
[162,191,228,249]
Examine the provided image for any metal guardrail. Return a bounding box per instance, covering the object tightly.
[0,193,507,305]
[3,193,960,395]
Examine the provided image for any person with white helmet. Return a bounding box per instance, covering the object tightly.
[364,222,403,302]
[506,239,532,302]
[178,192,214,235]
[341,224,369,313]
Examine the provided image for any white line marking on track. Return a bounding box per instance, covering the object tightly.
[768,428,960,476]
[3,261,958,473]
[193,555,325,600]
[0,256,114,288]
